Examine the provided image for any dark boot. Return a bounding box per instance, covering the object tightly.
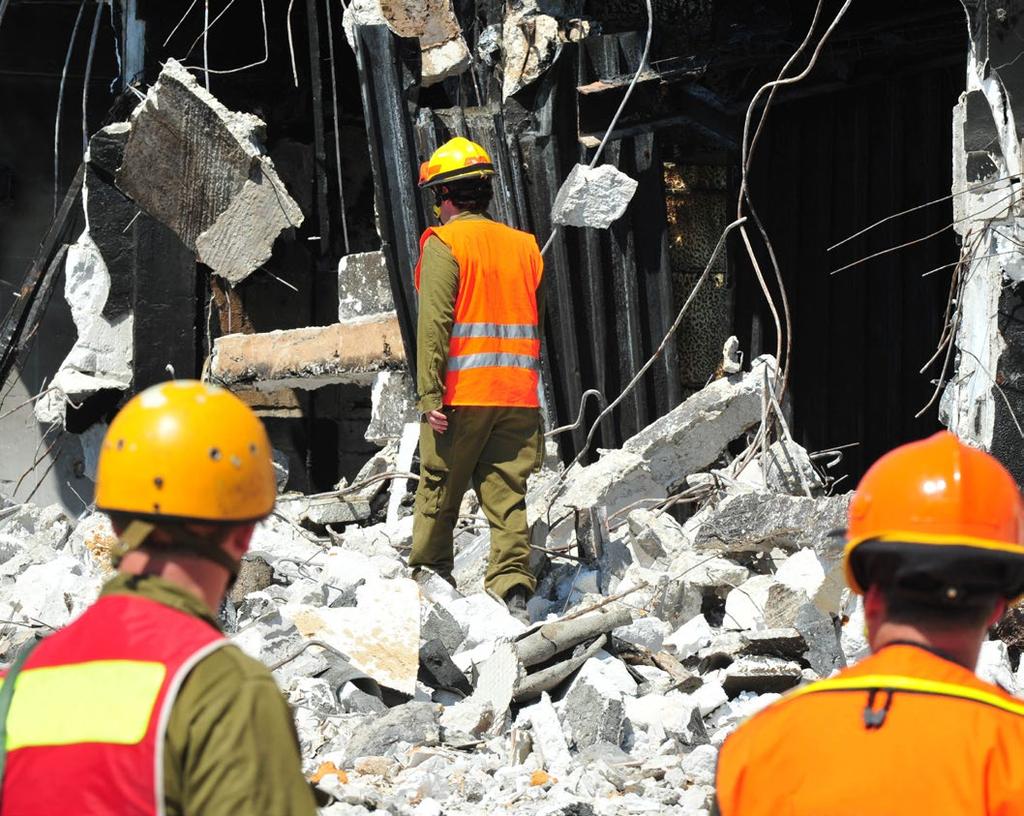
[504,585,531,625]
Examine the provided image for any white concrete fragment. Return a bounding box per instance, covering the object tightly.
[977,639,1017,692]
[36,233,132,424]
[664,614,713,659]
[680,744,718,786]
[502,11,561,99]
[366,371,418,445]
[774,548,826,601]
[442,640,521,737]
[387,421,420,525]
[614,616,671,652]
[723,574,777,631]
[443,593,526,649]
[338,251,395,322]
[552,164,639,230]
[517,693,572,776]
[686,679,729,717]
[281,576,420,695]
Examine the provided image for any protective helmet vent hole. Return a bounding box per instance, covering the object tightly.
[154,477,164,489]
[210,447,221,461]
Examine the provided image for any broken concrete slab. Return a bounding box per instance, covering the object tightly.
[345,701,441,760]
[116,59,302,283]
[276,492,372,527]
[561,658,627,750]
[209,316,406,391]
[741,628,807,661]
[664,613,713,659]
[339,251,396,322]
[622,355,777,491]
[694,492,850,555]
[366,370,418,445]
[517,692,572,776]
[624,692,708,747]
[35,232,132,424]
[443,640,521,738]
[762,439,825,496]
[502,9,562,99]
[282,576,420,695]
[551,164,639,230]
[722,656,803,697]
[418,638,472,696]
[613,616,671,653]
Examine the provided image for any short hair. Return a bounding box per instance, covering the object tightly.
[881,585,1000,630]
[107,512,237,549]
[440,178,493,212]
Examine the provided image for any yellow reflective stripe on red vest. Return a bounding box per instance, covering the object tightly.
[788,673,1024,717]
[3,660,166,749]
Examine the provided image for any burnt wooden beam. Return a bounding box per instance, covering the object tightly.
[354,25,424,374]
[0,164,84,388]
[578,73,738,150]
[306,0,331,258]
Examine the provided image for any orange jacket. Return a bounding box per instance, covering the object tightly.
[414,217,543,407]
[716,643,1024,816]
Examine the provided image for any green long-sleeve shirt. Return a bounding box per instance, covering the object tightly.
[415,211,545,413]
[100,574,318,816]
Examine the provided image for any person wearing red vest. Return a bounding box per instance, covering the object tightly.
[714,431,1024,815]
[409,137,544,623]
[0,381,317,815]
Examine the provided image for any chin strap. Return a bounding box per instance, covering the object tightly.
[111,520,241,578]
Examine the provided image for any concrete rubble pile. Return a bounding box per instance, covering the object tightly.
[4,355,1024,816]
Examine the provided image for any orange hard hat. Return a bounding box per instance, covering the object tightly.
[95,380,276,525]
[844,431,1024,600]
[418,137,495,188]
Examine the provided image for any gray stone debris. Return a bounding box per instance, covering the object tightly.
[551,164,639,230]
[117,59,303,284]
[16,347,1021,816]
[338,251,395,323]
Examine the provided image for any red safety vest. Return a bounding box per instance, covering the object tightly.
[415,217,543,407]
[0,594,227,815]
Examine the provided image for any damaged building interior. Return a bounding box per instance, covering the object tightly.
[2,0,1024,813]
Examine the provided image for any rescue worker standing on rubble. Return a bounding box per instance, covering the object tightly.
[0,381,317,816]
[714,430,1024,815]
[408,136,544,624]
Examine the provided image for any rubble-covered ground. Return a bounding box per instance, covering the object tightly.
[3,356,1023,816]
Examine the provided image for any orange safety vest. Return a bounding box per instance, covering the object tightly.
[414,217,543,407]
[0,594,226,815]
[715,643,1024,816]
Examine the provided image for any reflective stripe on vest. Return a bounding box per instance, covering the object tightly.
[787,673,1024,717]
[3,660,165,750]
[450,322,539,340]
[446,352,540,372]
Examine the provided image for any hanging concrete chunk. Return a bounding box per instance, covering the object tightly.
[551,164,639,229]
[339,251,396,322]
[116,59,303,284]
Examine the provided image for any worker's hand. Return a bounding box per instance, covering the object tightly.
[425,409,448,434]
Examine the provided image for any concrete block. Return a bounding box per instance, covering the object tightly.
[281,576,420,695]
[551,164,639,230]
[421,600,466,655]
[686,679,728,717]
[344,701,441,759]
[624,692,707,746]
[693,492,850,555]
[36,233,132,424]
[502,10,561,98]
[418,638,472,696]
[517,692,572,775]
[209,316,406,391]
[722,656,803,697]
[117,59,303,283]
[366,370,418,444]
[65,511,117,575]
[442,640,521,738]
[443,593,526,649]
[741,628,806,661]
[627,509,686,567]
[762,439,825,496]
[276,492,371,527]
[613,616,671,653]
[680,744,718,786]
[561,658,626,750]
[338,251,395,322]
[664,614,713,659]
[623,355,777,491]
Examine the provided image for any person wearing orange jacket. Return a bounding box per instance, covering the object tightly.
[714,430,1024,816]
[408,137,544,623]
[0,382,317,816]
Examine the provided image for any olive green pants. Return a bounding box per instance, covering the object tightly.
[409,406,542,599]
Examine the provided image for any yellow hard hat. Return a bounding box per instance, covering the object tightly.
[95,380,276,524]
[418,137,495,188]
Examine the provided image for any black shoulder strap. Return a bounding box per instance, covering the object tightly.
[0,638,41,800]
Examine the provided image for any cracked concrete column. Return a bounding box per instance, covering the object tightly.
[942,4,1024,483]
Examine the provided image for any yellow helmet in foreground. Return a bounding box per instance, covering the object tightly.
[95,381,276,524]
